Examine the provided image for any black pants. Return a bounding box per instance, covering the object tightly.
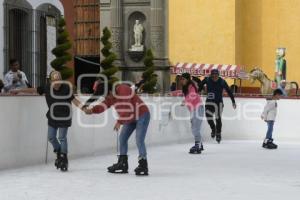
[205,102,224,134]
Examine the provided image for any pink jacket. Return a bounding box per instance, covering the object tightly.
[184,84,203,112]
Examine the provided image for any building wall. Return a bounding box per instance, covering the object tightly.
[236,0,300,86]
[260,0,300,83]
[168,0,237,65]
[59,0,75,83]
[169,0,300,87]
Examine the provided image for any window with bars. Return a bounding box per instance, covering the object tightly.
[3,0,33,85]
[35,4,61,86]
[3,1,61,87]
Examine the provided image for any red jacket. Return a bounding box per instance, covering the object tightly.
[92,84,149,124]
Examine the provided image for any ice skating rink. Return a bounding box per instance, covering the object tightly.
[0,141,299,200]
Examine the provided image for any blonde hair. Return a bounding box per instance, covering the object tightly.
[50,71,62,81]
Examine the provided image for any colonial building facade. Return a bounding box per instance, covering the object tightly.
[100,0,170,92]
[0,0,64,87]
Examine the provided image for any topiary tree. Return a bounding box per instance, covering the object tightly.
[100,27,119,85]
[142,49,157,93]
[51,17,73,80]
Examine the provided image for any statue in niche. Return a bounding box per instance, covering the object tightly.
[130,20,144,52]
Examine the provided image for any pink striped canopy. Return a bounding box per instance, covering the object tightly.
[171,62,248,79]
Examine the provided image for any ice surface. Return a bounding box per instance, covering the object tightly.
[0,141,300,200]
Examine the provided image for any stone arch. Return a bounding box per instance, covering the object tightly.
[4,0,32,10]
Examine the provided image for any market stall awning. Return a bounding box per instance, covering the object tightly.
[171,62,248,79]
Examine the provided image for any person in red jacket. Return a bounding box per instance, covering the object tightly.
[84,82,150,176]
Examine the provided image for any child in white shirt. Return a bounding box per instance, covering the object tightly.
[261,89,283,149]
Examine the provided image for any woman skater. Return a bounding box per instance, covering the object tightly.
[181,73,205,154]
[84,82,151,176]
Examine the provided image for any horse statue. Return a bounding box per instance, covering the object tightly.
[249,68,298,96]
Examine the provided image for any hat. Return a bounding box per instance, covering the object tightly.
[211,69,220,76]
[181,73,191,80]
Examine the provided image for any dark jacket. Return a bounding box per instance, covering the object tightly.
[38,83,75,128]
[199,77,235,104]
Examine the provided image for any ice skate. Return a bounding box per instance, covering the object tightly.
[189,143,203,154]
[54,150,61,170]
[59,153,68,172]
[211,130,216,138]
[262,139,278,149]
[135,158,149,176]
[216,133,222,144]
[107,155,128,174]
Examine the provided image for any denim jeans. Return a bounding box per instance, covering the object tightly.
[191,106,204,143]
[119,112,151,159]
[48,126,69,154]
[266,121,275,140]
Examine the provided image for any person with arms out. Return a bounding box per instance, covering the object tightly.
[84,82,151,176]
[3,59,30,92]
[199,69,236,143]
[12,71,84,171]
[261,89,283,149]
[181,73,205,154]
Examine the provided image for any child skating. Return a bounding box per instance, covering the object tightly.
[261,89,283,149]
[181,73,204,154]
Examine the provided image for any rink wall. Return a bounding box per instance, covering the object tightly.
[0,96,299,170]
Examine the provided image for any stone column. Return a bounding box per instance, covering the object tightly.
[111,0,124,62]
[151,0,170,93]
[150,0,165,59]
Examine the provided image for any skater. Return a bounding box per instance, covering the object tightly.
[181,73,205,154]
[84,82,151,176]
[11,71,84,171]
[261,89,283,149]
[199,69,236,143]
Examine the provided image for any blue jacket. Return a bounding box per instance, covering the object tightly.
[199,77,236,104]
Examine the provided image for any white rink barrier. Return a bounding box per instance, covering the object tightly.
[0,96,299,170]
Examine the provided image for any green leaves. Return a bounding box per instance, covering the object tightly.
[100,27,119,86]
[51,43,72,57]
[142,49,157,94]
[100,54,117,69]
[50,17,73,80]
[143,49,154,68]
[60,67,74,80]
